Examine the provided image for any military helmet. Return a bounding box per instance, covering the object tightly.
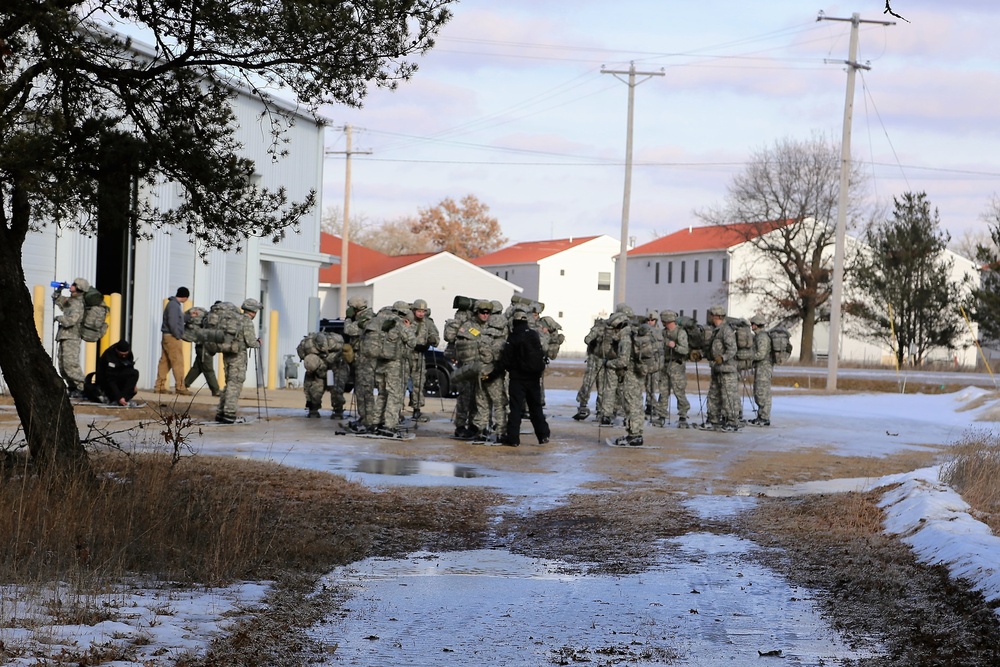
[512,310,528,321]
[661,310,678,323]
[645,309,659,322]
[72,277,91,292]
[411,298,428,310]
[241,298,262,313]
[392,300,412,316]
[347,296,368,310]
[491,300,503,313]
[608,312,630,328]
[750,315,767,327]
[614,302,634,317]
[707,305,726,318]
[475,299,493,313]
[540,315,561,330]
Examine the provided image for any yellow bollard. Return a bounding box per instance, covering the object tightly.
[268,310,279,389]
[182,300,192,372]
[108,293,122,347]
[33,285,45,341]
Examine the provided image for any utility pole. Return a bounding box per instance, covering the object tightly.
[602,62,664,304]
[818,12,893,391]
[326,124,371,317]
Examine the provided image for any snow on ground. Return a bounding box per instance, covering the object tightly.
[2,387,999,665]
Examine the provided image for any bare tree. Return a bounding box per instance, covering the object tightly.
[950,227,992,262]
[358,216,438,255]
[321,206,372,241]
[697,135,869,362]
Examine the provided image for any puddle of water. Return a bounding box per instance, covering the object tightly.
[308,534,880,666]
[325,457,487,478]
[735,477,877,498]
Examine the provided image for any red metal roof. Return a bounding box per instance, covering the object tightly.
[472,236,602,267]
[628,221,793,256]
[319,233,435,284]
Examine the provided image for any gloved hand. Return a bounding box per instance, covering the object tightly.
[381,318,396,332]
[690,351,702,362]
[714,355,723,365]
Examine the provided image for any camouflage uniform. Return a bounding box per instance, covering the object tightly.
[605,312,645,445]
[655,310,691,427]
[406,299,440,420]
[642,310,663,417]
[343,298,375,428]
[216,299,261,422]
[472,304,509,440]
[537,315,564,407]
[52,278,88,393]
[364,302,416,434]
[750,316,773,425]
[705,306,741,431]
[573,319,605,420]
[444,306,477,437]
[298,332,343,418]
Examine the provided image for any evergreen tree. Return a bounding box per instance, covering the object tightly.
[967,196,1000,345]
[846,192,962,365]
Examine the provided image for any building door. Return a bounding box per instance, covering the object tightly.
[94,132,140,343]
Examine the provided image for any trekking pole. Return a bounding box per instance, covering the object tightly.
[694,360,705,424]
[255,348,270,422]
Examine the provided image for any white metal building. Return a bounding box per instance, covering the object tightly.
[20,78,330,390]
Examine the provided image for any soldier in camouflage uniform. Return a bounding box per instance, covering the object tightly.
[343,296,375,431]
[443,299,478,438]
[298,331,342,418]
[405,299,440,422]
[537,315,564,408]
[642,310,663,418]
[749,315,772,426]
[573,317,606,420]
[604,311,646,446]
[702,305,741,432]
[654,310,691,428]
[52,277,89,396]
[468,301,509,442]
[363,301,416,437]
[215,298,261,423]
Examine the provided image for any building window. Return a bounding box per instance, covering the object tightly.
[722,257,728,282]
[680,261,686,284]
[708,259,713,282]
[680,309,684,317]
[597,271,611,291]
[560,269,565,276]
[693,309,698,323]
[654,262,660,285]
[559,311,563,318]
[667,262,673,284]
[694,260,699,283]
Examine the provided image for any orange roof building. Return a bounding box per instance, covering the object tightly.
[317,233,519,321]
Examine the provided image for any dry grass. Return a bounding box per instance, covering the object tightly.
[941,430,1000,534]
[0,452,505,588]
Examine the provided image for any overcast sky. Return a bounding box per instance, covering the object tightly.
[318,1,1000,249]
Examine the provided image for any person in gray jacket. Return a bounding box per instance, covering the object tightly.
[154,286,190,395]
